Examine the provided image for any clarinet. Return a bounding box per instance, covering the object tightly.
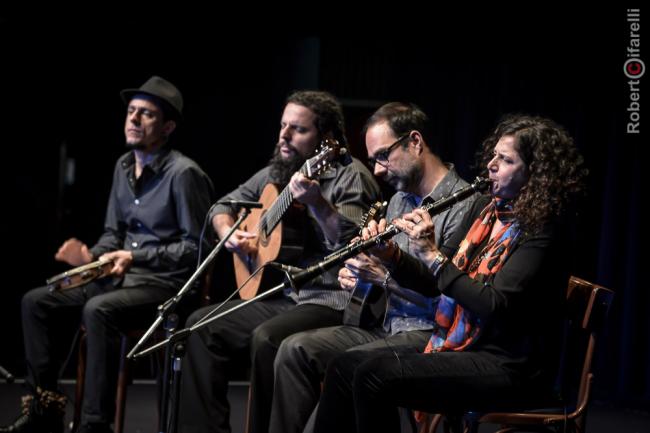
[287,177,491,288]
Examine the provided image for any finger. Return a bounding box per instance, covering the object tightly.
[413,208,430,221]
[378,218,387,232]
[338,276,356,290]
[345,257,365,268]
[392,218,411,234]
[355,252,371,262]
[338,271,356,283]
[110,262,120,275]
[401,211,418,222]
[413,209,434,229]
[344,262,361,275]
[366,219,379,237]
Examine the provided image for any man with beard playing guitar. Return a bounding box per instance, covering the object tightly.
[178,91,381,433]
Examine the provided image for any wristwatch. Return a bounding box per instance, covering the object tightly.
[382,270,391,290]
[430,251,448,277]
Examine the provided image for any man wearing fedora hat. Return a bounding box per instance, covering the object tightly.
[2,76,214,433]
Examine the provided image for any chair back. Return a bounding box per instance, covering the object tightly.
[556,276,614,427]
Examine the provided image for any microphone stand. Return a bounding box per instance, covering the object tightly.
[126,203,256,433]
[132,281,290,433]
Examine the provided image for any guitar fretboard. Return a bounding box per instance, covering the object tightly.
[258,165,309,237]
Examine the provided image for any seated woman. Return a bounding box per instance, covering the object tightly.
[313,114,587,433]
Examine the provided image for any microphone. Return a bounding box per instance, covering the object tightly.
[266,262,305,292]
[216,200,263,209]
[0,364,14,383]
[266,262,304,274]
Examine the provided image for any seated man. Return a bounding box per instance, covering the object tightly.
[269,102,476,433]
[178,91,382,433]
[2,76,215,433]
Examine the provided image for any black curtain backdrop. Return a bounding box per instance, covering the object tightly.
[0,9,644,409]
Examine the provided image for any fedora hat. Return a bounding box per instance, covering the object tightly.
[120,75,183,119]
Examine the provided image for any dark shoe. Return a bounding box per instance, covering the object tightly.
[0,388,66,433]
[76,423,113,433]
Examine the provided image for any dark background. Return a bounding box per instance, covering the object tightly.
[0,8,645,411]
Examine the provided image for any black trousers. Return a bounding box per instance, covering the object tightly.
[314,345,550,433]
[177,296,343,433]
[271,326,431,433]
[21,280,174,424]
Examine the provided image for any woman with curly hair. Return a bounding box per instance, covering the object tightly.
[313,114,587,433]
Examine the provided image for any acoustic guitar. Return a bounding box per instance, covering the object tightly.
[234,139,346,299]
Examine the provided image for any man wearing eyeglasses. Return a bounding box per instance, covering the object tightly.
[268,102,476,433]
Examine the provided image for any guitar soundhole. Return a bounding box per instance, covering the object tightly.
[260,224,269,247]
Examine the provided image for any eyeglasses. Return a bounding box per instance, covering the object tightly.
[367,133,411,169]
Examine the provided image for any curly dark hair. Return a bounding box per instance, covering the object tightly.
[286,90,347,147]
[476,114,587,232]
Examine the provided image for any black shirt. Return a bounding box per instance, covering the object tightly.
[89,148,215,290]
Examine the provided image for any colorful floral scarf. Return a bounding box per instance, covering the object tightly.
[424,198,522,353]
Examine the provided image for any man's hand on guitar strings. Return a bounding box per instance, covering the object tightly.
[225,229,258,255]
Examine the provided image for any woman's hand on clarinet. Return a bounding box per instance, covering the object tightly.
[392,208,440,262]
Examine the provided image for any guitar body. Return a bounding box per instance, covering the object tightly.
[341,201,389,328]
[233,184,305,299]
[342,280,386,329]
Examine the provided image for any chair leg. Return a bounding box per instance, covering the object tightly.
[72,331,87,432]
[463,412,480,433]
[244,383,252,433]
[114,335,131,433]
[416,413,443,433]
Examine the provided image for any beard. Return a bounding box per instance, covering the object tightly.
[268,143,307,185]
[385,161,422,192]
[125,141,146,151]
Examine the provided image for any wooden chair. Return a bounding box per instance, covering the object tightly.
[473,276,614,433]
[418,276,614,433]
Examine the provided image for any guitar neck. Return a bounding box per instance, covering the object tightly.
[260,165,310,237]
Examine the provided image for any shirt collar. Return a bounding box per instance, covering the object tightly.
[405,163,461,206]
[120,147,172,175]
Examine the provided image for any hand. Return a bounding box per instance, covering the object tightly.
[342,251,388,286]
[289,172,323,206]
[392,208,440,262]
[55,238,93,267]
[99,250,133,277]
[212,214,258,255]
[360,218,400,264]
[224,229,258,255]
[338,266,358,292]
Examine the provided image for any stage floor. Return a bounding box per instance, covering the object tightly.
[1,380,648,433]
